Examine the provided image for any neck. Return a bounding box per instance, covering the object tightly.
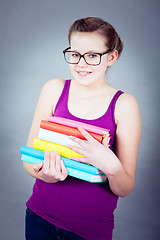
[72,78,109,96]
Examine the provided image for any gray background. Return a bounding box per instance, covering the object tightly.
[0,0,160,239]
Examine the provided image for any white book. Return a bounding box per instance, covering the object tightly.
[38,128,84,149]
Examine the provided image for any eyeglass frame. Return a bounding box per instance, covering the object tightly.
[63,47,112,66]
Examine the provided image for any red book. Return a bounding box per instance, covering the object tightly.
[40,120,106,142]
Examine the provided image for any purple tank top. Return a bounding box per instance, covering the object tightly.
[26,80,124,240]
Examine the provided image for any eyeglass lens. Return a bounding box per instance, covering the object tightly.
[64,52,101,65]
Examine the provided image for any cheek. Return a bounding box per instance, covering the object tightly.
[69,65,75,74]
[94,64,107,75]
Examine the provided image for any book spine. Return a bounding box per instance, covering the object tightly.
[38,128,84,149]
[21,154,43,164]
[33,138,84,159]
[41,120,103,142]
[21,151,103,175]
[62,158,103,175]
[67,168,107,182]
[21,117,110,182]
[21,153,106,182]
[20,146,44,159]
[48,116,109,135]
[20,146,103,174]
[21,153,105,181]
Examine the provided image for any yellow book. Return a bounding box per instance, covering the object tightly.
[33,138,84,158]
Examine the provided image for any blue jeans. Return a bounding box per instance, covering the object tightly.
[25,208,86,240]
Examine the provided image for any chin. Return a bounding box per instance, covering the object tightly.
[71,72,94,85]
[75,77,96,86]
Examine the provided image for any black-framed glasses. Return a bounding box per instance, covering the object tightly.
[63,47,112,66]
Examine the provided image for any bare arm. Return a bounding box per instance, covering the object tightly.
[68,93,141,197]
[106,93,141,197]
[23,79,68,181]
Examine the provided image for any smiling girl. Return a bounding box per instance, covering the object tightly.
[23,17,141,240]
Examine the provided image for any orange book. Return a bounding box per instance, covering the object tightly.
[40,120,105,142]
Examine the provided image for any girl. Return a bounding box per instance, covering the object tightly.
[23,17,141,240]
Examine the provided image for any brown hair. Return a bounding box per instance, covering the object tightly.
[68,17,123,58]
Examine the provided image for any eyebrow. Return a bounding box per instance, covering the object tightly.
[70,49,102,53]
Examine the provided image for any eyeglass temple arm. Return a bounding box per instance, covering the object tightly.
[63,47,71,53]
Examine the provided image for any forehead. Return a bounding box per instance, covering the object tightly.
[70,32,107,52]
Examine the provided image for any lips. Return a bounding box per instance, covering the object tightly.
[77,71,92,77]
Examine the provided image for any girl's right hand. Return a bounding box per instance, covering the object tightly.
[33,150,68,183]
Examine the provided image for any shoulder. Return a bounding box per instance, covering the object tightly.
[40,78,65,101]
[116,92,139,109]
[115,92,141,125]
[35,78,65,111]
[42,78,65,94]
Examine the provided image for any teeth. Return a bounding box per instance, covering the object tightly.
[78,71,90,75]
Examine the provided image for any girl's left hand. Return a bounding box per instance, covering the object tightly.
[68,127,118,173]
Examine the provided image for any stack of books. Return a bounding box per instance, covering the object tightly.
[20,116,110,183]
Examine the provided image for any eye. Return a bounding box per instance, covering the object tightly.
[88,53,99,58]
[71,52,79,58]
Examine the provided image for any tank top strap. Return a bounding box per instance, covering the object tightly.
[54,80,124,128]
[54,79,71,114]
[107,90,124,122]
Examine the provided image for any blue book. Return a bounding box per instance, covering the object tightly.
[21,154,43,164]
[20,146,104,175]
[67,167,107,183]
[21,154,106,183]
[20,146,44,160]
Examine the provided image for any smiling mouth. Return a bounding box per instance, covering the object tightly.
[77,71,92,77]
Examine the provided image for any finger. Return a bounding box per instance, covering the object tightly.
[69,156,87,163]
[60,160,68,180]
[43,150,50,169]
[78,127,96,143]
[50,150,56,170]
[102,134,111,147]
[33,162,43,173]
[67,144,85,157]
[69,135,87,148]
[55,151,61,173]
[102,134,109,145]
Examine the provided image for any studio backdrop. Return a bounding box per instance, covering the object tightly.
[0,0,160,239]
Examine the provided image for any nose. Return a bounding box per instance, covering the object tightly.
[77,56,88,67]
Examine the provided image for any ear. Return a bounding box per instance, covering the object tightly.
[107,50,118,66]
